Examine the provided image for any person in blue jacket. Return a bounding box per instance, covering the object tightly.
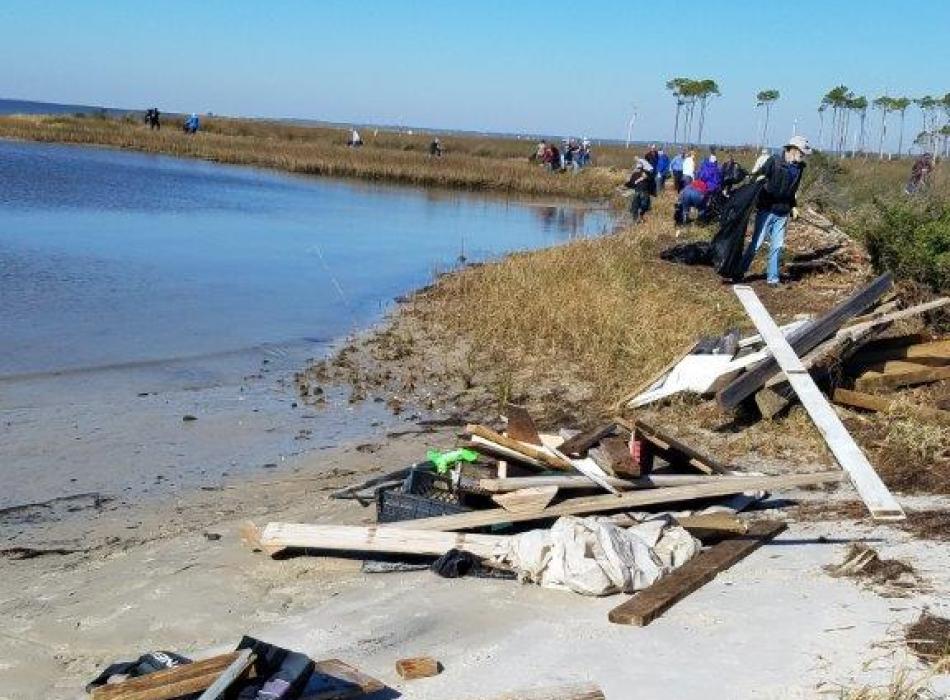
[184,113,200,134]
[656,148,671,192]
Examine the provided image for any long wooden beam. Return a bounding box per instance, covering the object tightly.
[717,273,894,410]
[472,474,723,493]
[385,472,842,532]
[833,387,950,424]
[855,364,950,391]
[258,523,507,559]
[608,520,786,626]
[733,285,904,521]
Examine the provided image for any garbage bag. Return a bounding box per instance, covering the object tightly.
[660,241,713,266]
[711,180,765,280]
[501,516,700,596]
[235,636,314,699]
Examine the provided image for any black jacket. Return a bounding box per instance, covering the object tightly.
[754,155,805,216]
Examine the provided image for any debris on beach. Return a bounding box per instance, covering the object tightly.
[243,274,948,629]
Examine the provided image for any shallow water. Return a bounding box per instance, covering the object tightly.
[0,140,608,377]
[0,140,609,509]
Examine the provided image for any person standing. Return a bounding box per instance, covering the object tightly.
[670,150,685,192]
[905,153,934,194]
[682,149,696,186]
[625,159,654,222]
[656,148,670,191]
[739,135,812,287]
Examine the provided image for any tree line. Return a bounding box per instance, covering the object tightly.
[664,77,949,158]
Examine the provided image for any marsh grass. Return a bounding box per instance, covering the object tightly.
[0,114,630,199]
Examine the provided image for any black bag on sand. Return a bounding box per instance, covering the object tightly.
[85,651,192,692]
[710,180,765,280]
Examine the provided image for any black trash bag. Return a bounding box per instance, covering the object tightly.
[660,241,713,266]
[85,651,192,692]
[431,548,516,580]
[431,548,480,577]
[235,636,314,699]
[710,180,765,280]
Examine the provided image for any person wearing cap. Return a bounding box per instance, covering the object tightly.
[624,159,654,222]
[739,135,812,287]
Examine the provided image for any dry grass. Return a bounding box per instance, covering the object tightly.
[906,612,950,668]
[0,113,629,200]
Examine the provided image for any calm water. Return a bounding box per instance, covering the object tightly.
[0,140,609,377]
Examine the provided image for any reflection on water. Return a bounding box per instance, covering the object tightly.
[0,140,611,378]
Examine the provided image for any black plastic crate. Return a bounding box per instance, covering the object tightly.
[376,489,470,523]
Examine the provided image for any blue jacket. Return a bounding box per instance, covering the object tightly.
[657,152,671,175]
[696,159,722,192]
[670,154,684,173]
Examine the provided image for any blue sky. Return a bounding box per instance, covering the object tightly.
[1,1,947,149]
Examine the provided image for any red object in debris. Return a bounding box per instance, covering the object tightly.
[630,435,646,467]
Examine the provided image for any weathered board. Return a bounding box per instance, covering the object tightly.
[733,285,904,521]
[607,520,786,626]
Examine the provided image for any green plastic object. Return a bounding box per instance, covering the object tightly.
[427,448,478,473]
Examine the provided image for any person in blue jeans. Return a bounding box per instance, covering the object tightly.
[740,135,812,287]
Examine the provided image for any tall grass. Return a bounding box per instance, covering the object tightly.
[0,114,629,200]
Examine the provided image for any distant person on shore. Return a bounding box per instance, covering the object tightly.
[533,140,547,162]
[429,137,443,157]
[670,150,685,192]
[144,108,161,130]
[548,143,561,172]
[682,150,696,186]
[656,148,670,191]
[579,139,592,166]
[624,158,654,222]
[674,178,710,224]
[905,153,934,194]
[347,128,363,147]
[183,113,200,134]
[739,135,812,287]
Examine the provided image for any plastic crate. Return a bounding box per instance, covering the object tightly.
[376,466,470,523]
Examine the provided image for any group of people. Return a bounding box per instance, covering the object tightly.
[626,136,813,287]
[144,108,161,130]
[534,138,593,172]
[142,108,200,134]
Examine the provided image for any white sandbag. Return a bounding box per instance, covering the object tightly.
[501,515,700,597]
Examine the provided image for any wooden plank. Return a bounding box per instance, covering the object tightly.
[842,297,949,336]
[474,474,722,493]
[855,364,950,392]
[733,285,904,521]
[468,436,548,470]
[303,658,385,700]
[470,683,605,700]
[492,486,559,513]
[853,339,950,366]
[863,359,948,374]
[608,520,786,626]
[92,653,241,700]
[856,332,932,353]
[632,420,728,475]
[197,649,255,700]
[467,425,573,472]
[557,422,616,458]
[754,316,888,419]
[258,523,507,559]
[717,273,894,410]
[395,656,441,680]
[590,436,640,478]
[504,403,543,445]
[833,388,950,424]
[553,450,621,495]
[387,472,843,532]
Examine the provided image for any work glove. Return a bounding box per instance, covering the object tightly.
[792,206,800,220]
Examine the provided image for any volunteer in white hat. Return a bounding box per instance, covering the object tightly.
[739,135,813,287]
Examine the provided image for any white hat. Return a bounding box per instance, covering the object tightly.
[785,135,813,155]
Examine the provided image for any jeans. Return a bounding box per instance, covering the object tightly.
[630,191,650,221]
[676,187,706,223]
[741,210,787,283]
